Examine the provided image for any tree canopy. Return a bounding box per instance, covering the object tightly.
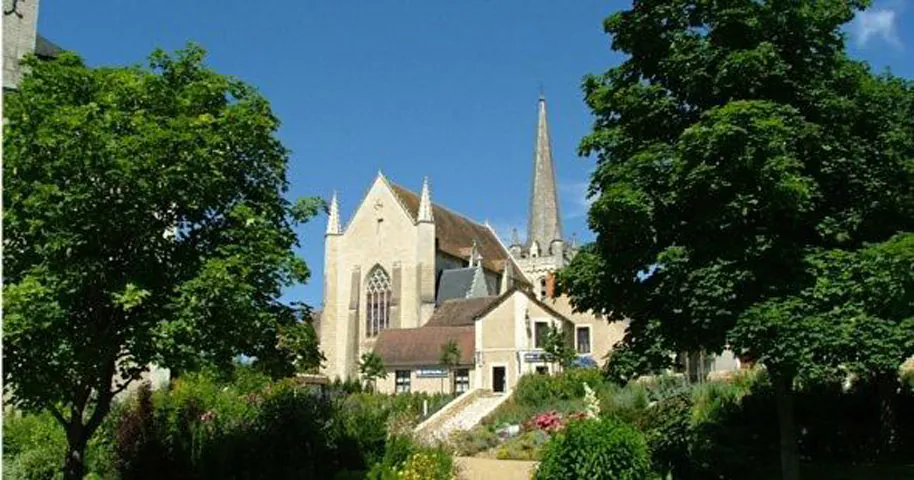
[560,0,914,381]
[3,45,323,479]
[558,1,914,477]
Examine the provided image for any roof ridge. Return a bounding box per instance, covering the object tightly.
[390,181,491,231]
[440,295,499,304]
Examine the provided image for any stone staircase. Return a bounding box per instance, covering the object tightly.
[415,388,512,443]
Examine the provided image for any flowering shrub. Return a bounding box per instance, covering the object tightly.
[584,383,601,419]
[535,416,651,480]
[397,451,454,480]
[525,411,565,432]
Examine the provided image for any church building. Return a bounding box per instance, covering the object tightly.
[318,97,625,394]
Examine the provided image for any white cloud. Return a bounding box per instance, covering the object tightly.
[853,8,903,49]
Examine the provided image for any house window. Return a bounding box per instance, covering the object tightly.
[455,369,470,394]
[576,326,591,354]
[539,278,547,299]
[534,321,549,349]
[395,370,411,394]
[536,366,548,375]
[366,266,391,338]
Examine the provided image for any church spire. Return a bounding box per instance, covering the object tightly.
[526,95,562,250]
[418,176,434,223]
[326,191,341,235]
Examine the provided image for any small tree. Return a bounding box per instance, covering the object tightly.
[439,340,461,395]
[359,351,387,393]
[543,324,576,372]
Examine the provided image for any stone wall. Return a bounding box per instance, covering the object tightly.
[3,0,39,89]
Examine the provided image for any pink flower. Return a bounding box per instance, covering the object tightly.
[530,411,566,432]
[199,410,216,423]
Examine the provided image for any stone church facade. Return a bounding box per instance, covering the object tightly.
[318,97,627,394]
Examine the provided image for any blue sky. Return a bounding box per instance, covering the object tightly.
[39,0,913,308]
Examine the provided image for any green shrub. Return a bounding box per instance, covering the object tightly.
[3,404,122,480]
[3,411,65,480]
[448,426,500,456]
[514,369,604,407]
[513,374,556,406]
[108,371,342,479]
[366,435,418,480]
[495,430,549,460]
[599,382,649,423]
[534,418,652,480]
[3,447,62,480]
[637,393,694,478]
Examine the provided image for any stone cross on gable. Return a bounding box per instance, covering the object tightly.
[373,199,384,236]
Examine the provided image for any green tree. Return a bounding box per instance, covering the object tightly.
[359,351,388,393]
[439,339,461,395]
[543,324,576,371]
[559,2,914,478]
[3,45,324,480]
[731,234,914,453]
[252,307,325,377]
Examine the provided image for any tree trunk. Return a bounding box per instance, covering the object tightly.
[773,374,800,480]
[61,387,114,480]
[64,422,89,480]
[876,371,898,455]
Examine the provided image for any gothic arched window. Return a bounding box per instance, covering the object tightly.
[366,266,391,338]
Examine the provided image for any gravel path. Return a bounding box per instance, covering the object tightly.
[455,457,538,480]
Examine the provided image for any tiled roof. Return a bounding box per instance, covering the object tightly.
[374,326,474,367]
[426,296,502,327]
[389,182,529,286]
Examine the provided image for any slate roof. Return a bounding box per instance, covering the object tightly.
[436,268,477,305]
[373,326,474,367]
[35,35,63,59]
[389,182,529,287]
[426,296,502,327]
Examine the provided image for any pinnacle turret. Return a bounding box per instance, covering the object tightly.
[326,191,341,235]
[418,176,434,223]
